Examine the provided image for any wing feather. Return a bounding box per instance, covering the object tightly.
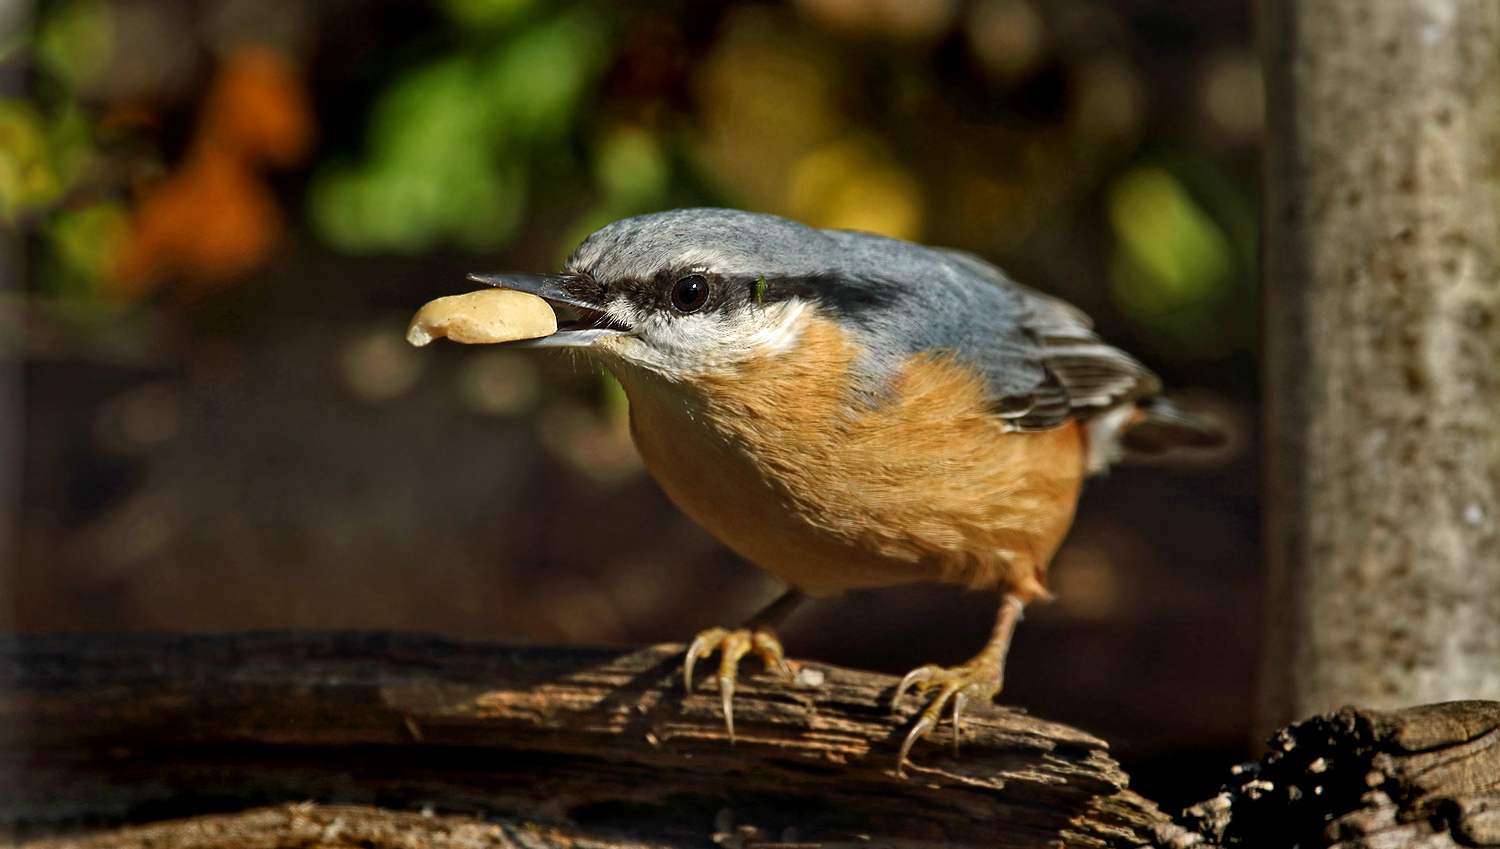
[940,250,1160,430]
[821,237,1161,431]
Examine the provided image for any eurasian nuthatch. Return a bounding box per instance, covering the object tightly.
[468,208,1223,768]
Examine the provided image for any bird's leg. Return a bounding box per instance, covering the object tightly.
[683,587,806,742]
[890,592,1026,772]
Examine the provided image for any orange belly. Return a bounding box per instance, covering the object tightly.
[613,317,1086,600]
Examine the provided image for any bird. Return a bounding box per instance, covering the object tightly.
[466,207,1224,769]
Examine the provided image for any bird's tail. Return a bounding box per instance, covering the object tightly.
[1118,397,1228,456]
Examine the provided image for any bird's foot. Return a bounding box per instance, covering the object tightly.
[889,657,1004,773]
[684,626,795,742]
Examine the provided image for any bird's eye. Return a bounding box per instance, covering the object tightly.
[670,274,710,313]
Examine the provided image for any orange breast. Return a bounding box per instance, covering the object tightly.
[613,316,1086,600]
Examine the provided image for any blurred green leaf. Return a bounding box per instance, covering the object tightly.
[309,152,526,255]
[45,201,127,297]
[476,15,599,143]
[370,56,498,167]
[449,159,528,252]
[595,127,667,207]
[0,96,95,223]
[44,101,93,187]
[35,0,112,90]
[441,0,537,32]
[553,126,671,258]
[1106,163,1246,358]
[1107,165,1231,314]
[310,57,517,253]
[308,11,603,255]
[0,99,63,218]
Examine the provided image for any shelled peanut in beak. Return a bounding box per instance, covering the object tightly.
[406,289,558,347]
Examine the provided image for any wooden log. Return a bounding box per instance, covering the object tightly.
[0,632,1172,849]
[1175,701,1500,848]
[10,804,686,849]
[9,634,1500,849]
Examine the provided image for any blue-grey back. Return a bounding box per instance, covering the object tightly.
[568,208,1159,428]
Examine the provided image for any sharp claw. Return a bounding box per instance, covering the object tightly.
[717,633,751,743]
[684,627,727,693]
[892,670,919,711]
[721,672,736,743]
[951,692,969,755]
[898,710,937,770]
[892,595,1020,771]
[899,679,959,772]
[684,649,700,694]
[684,638,707,693]
[891,665,936,712]
[894,670,998,771]
[684,625,794,743]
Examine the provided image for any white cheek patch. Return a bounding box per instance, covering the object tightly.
[602,299,809,377]
[735,299,808,355]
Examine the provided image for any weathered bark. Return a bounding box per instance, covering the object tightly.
[1175,701,1500,849]
[10,805,682,849]
[7,634,1500,849]
[1260,0,1500,727]
[0,632,1169,849]
[21,702,1499,849]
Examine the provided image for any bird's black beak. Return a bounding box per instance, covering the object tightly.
[466,272,628,348]
[466,272,599,310]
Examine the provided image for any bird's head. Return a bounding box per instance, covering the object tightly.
[469,208,914,380]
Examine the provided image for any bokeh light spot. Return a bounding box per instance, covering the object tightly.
[1203,52,1264,140]
[1049,543,1120,620]
[1107,164,1231,316]
[794,0,958,42]
[96,382,182,455]
[595,127,668,209]
[537,399,642,485]
[966,0,1045,81]
[695,19,840,212]
[1072,60,1145,142]
[457,350,540,417]
[787,138,923,240]
[340,329,425,403]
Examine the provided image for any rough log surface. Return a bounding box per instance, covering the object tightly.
[0,632,1169,849]
[1173,701,1500,849]
[10,805,681,849]
[8,633,1500,849]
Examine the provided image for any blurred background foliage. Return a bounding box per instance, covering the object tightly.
[8,0,1259,351]
[1,0,1260,809]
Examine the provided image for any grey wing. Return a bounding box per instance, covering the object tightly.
[935,249,1160,431]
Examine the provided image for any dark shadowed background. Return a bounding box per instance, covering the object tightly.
[1,0,1260,811]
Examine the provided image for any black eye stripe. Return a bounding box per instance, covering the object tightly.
[671,273,710,313]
